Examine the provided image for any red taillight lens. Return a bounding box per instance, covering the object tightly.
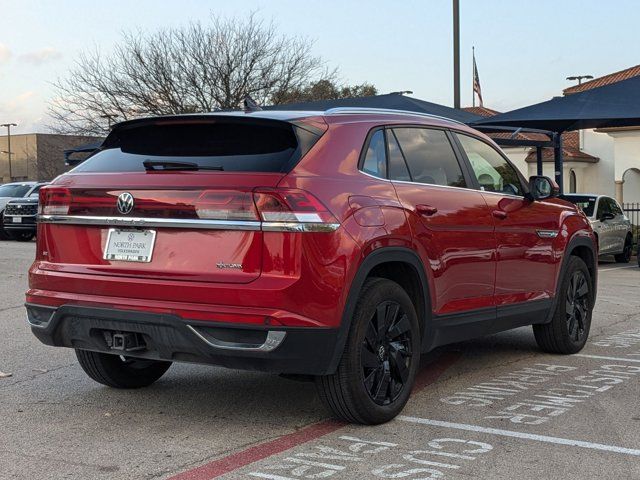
[39,187,71,215]
[195,190,259,221]
[253,188,338,230]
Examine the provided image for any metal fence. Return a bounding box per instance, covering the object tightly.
[623,203,640,247]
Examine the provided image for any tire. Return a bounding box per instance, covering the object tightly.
[533,256,594,354]
[75,349,171,388]
[614,236,632,263]
[315,278,421,425]
[9,232,35,242]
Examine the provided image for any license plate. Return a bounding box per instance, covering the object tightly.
[12,217,22,223]
[104,229,156,262]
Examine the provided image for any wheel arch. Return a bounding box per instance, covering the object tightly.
[547,234,598,323]
[326,247,432,374]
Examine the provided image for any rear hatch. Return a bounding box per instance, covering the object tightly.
[37,114,327,284]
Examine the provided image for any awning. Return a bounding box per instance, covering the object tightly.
[472,76,640,132]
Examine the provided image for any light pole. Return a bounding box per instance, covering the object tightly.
[453,0,460,108]
[566,75,594,86]
[1,123,17,181]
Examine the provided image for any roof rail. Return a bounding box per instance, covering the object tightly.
[323,107,465,125]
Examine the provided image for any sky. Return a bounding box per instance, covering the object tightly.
[1,0,639,134]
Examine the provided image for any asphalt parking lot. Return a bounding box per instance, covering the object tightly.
[0,241,639,480]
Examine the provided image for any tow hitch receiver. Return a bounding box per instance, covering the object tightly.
[103,331,146,352]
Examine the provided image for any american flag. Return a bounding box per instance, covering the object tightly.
[473,52,483,107]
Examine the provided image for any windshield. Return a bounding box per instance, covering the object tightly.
[563,195,597,217]
[0,184,32,198]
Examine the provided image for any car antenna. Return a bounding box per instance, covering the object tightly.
[243,95,263,113]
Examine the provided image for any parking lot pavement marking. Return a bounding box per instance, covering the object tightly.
[398,416,640,457]
[167,352,461,480]
[167,420,345,480]
[575,354,640,363]
[598,265,638,273]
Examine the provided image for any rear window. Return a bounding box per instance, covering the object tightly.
[563,195,597,216]
[73,119,319,173]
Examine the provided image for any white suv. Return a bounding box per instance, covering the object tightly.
[563,194,633,263]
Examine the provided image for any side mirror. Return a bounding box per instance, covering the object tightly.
[529,176,559,201]
[600,212,615,222]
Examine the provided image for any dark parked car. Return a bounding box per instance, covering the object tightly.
[27,108,597,424]
[0,182,47,240]
[3,196,39,241]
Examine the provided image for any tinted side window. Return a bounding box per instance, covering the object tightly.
[596,198,609,219]
[610,198,623,216]
[392,128,466,188]
[456,133,524,196]
[387,130,411,181]
[361,130,387,178]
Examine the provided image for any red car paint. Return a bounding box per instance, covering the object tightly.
[27,111,595,348]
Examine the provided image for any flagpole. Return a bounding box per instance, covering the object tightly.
[472,46,475,108]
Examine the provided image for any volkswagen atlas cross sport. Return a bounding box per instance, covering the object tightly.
[26,108,598,424]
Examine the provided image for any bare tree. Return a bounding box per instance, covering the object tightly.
[274,79,377,105]
[48,14,375,136]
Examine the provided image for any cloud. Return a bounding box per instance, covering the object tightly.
[19,47,62,65]
[0,43,11,64]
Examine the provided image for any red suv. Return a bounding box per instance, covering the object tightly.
[27,108,597,424]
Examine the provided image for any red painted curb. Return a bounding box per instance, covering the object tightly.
[168,351,461,480]
[167,420,345,480]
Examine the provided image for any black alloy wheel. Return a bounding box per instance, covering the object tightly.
[361,300,413,406]
[315,277,420,424]
[565,270,589,343]
[533,255,593,354]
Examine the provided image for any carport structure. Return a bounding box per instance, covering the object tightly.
[267,91,483,124]
[472,76,640,193]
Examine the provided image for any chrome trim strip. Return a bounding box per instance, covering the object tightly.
[37,215,340,232]
[262,221,340,232]
[187,325,286,352]
[38,215,262,231]
[537,230,559,239]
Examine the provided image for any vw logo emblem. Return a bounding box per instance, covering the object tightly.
[116,192,135,215]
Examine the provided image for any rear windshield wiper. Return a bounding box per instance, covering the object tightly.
[143,160,224,171]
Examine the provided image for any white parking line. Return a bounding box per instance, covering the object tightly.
[575,354,640,363]
[398,416,640,457]
[599,265,638,273]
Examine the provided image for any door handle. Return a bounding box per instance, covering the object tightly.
[416,204,438,217]
[492,210,508,220]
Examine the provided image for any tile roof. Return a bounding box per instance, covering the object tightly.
[563,65,640,95]
[462,106,501,117]
[525,131,599,163]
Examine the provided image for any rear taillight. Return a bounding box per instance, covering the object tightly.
[39,187,71,215]
[253,188,339,232]
[195,190,259,221]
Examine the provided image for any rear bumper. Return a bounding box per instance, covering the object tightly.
[26,303,340,375]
